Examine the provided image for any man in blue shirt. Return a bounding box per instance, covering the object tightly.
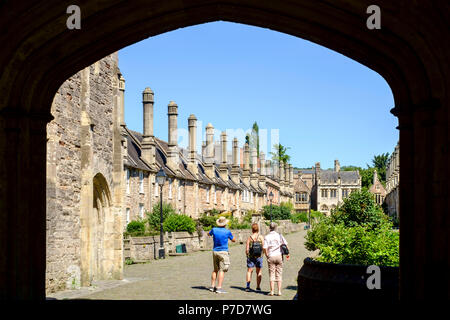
[208,216,235,294]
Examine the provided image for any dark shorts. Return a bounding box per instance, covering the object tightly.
[247,256,263,269]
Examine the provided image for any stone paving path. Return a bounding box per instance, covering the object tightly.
[48,227,313,300]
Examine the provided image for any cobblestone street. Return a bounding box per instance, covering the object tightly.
[48,228,313,300]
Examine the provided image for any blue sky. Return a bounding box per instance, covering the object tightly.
[119,21,398,169]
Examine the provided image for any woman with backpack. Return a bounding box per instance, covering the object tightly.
[245,223,264,292]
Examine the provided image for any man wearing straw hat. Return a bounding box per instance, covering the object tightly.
[207,216,236,294]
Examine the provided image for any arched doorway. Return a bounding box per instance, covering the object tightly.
[88,173,115,284]
[0,1,448,299]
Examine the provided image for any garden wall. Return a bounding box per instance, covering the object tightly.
[124,220,304,263]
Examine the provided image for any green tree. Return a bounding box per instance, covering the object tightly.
[360,167,375,189]
[147,202,176,230]
[372,153,389,183]
[270,143,291,165]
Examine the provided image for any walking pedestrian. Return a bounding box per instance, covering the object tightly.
[245,223,264,292]
[263,222,290,296]
[207,216,236,294]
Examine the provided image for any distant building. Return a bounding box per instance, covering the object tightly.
[293,168,314,213]
[385,142,400,220]
[313,160,361,215]
[369,169,386,205]
[293,160,361,215]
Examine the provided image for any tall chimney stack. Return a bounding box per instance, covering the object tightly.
[242,142,250,185]
[250,147,259,188]
[285,163,290,186]
[188,114,198,175]
[118,74,126,127]
[141,87,156,166]
[260,152,266,176]
[202,141,206,160]
[266,160,272,176]
[167,101,178,169]
[231,138,240,184]
[289,164,294,187]
[258,152,267,190]
[334,159,340,172]
[315,162,321,184]
[219,131,228,181]
[204,123,215,178]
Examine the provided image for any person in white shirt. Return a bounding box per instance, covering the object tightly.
[263,222,289,296]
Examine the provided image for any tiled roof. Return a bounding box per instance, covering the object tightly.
[294,177,311,193]
[125,129,152,171]
[319,170,359,184]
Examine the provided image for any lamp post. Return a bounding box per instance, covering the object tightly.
[156,168,167,259]
[305,192,311,230]
[269,191,274,223]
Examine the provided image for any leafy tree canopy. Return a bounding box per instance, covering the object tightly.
[270,143,291,165]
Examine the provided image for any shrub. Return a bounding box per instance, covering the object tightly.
[147,203,176,230]
[163,214,196,233]
[126,220,146,236]
[291,212,308,223]
[305,189,399,267]
[242,210,254,224]
[331,188,389,230]
[229,216,251,230]
[306,221,399,266]
[198,213,218,230]
[262,203,291,221]
[310,210,325,221]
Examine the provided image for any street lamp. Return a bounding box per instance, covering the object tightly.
[306,193,311,230]
[269,191,274,223]
[156,167,167,259]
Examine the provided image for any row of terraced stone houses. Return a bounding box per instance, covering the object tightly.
[123,86,296,225]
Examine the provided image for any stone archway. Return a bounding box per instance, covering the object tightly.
[0,1,449,299]
[79,172,120,287]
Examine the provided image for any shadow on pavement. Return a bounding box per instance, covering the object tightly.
[230,286,270,295]
[285,285,297,291]
[191,286,212,292]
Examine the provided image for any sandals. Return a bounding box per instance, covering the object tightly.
[268,291,274,296]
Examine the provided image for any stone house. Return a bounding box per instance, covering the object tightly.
[297,160,361,215]
[369,169,387,205]
[313,160,361,214]
[121,85,295,225]
[293,169,313,213]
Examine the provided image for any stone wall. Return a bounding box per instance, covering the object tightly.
[46,70,83,293]
[124,221,304,262]
[46,54,123,294]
